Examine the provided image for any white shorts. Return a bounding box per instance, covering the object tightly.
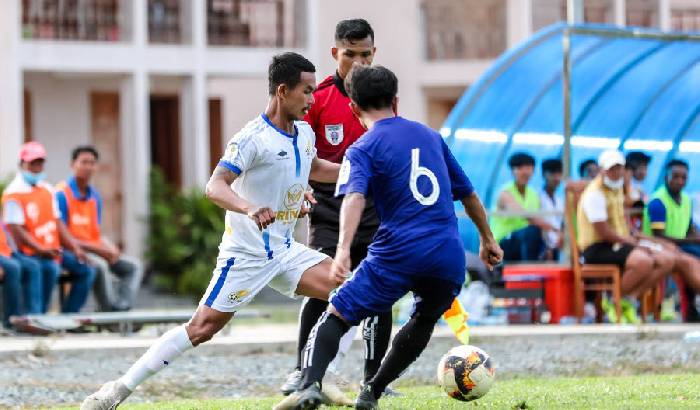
[199,241,329,312]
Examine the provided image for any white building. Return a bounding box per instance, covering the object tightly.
[0,0,697,257]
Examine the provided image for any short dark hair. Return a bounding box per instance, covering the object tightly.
[72,145,99,162]
[268,52,316,96]
[335,19,374,44]
[625,151,652,170]
[508,152,535,169]
[542,158,563,174]
[666,159,689,172]
[579,158,597,177]
[345,65,397,111]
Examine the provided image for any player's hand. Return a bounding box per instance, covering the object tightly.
[330,248,351,286]
[247,207,276,231]
[480,237,503,271]
[299,191,317,218]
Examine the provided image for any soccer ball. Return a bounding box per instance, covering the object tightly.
[437,345,495,402]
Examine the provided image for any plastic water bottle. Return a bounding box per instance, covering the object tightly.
[683,331,700,343]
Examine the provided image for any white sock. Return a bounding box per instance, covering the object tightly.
[327,325,357,375]
[119,325,193,390]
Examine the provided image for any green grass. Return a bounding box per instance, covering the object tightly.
[59,373,700,409]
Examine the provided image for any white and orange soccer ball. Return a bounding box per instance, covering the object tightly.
[437,345,495,402]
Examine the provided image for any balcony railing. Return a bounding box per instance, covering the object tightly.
[207,0,303,47]
[672,8,700,32]
[422,0,507,61]
[22,0,122,41]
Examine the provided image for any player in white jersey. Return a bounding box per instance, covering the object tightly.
[82,52,347,409]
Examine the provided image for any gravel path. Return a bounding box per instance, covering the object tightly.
[2,331,700,408]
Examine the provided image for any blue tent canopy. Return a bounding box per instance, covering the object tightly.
[443,23,700,251]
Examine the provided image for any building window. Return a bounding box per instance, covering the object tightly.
[148,0,183,44]
[21,0,122,41]
[671,7,700,32]
[626,0,659,27]
[207,0,304,47]
[422,0,507,60]
[532,0,614,32]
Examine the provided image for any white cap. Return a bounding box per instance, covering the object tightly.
[598,150,625,171]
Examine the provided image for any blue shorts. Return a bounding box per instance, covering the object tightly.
[330,260,463,326]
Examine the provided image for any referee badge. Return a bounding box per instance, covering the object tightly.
[325,124,344,146]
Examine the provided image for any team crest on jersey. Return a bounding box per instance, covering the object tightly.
[325,124,344,146]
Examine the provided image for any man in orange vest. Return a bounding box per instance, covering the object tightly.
[2,142,95,313]
[56,146,142,312]
[0,218,23,328]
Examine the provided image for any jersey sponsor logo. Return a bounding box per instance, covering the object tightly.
[35,220,57,245]
[325,124,344,146]
[277,184,305,224]
[228,289,250,303]
[305,138,313,157]
[71,213,92,226]
[283,184,305,210]
[228,142,239,158]
[278,150,288,157]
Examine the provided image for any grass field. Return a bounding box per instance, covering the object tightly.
[62,373,700,409]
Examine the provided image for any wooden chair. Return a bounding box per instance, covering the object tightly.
[564,185,622,323]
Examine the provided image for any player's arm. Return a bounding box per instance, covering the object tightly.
[309,156,341,183]
[461,193,503,270]
[205,166,275,230]
[58,220,87,262]
[441,138,503,269]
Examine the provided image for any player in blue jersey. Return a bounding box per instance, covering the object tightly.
[274,66,503,410]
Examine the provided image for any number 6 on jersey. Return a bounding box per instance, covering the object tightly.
[410,148,440,206]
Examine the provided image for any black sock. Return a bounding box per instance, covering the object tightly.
[295,297,329,370]
[300,312,350,389]
[362,311,392,383]
[367,314,437,399]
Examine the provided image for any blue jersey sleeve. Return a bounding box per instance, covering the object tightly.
[441,139,474,200]
[335,147,373,197]
[647,198,667,230]
[55,191,69,225]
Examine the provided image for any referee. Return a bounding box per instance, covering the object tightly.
[280,19,394,400]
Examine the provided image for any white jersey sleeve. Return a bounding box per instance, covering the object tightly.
[219,131,259,175]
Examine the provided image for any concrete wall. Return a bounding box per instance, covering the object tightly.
[24,73,122,183]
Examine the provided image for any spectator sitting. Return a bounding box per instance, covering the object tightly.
[0,219,23,329]
[491,152,557,261]
[56,146,142,312]
[2,142,95,314]
[644,159,700,322]
[540,158,564,261]
[625,151,652,206]
[579,158,600,180]
[578,150,700,322]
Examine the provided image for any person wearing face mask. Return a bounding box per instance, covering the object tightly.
[2,142,95,314]
[577,150,700,322]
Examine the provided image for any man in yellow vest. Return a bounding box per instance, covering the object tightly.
[491,152,557,261]
[578,151,700,315]
[644,159,700,322]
